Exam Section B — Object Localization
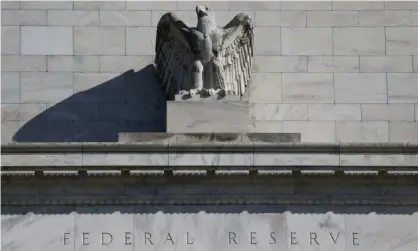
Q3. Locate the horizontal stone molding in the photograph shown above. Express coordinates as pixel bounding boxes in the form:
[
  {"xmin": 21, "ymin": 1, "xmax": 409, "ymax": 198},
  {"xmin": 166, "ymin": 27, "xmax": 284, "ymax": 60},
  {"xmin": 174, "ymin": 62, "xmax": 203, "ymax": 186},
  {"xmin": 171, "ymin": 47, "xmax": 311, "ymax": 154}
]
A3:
[
  {"xmin": 2, "ymin": 142, "xmax": 418, "ymax": 154},
  {"xmin": 1, "ymin": 134, "xmax": 418, "ymax": 175},
  {"xmin": 3, "ymin": 195, "xmax": 418, "ymax": 207}
]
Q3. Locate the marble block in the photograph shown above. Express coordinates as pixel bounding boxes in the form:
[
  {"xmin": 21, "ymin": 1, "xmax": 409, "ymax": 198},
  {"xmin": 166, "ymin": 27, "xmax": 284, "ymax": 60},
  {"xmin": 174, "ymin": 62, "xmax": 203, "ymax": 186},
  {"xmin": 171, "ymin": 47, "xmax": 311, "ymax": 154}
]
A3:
[
  {"xmin": 167, "ymin": 99, "xmax": 249, "ymax": 133},
  {"xmin": 253, "ymin": 153, "xmax": 339, "ymax": 166},
  {"xmin": 1, "ymin": 212, "xmax": 75, "ymax": 251},
  {"xmin": 168, "ymin": 153, "xmax": 253, "ymax": 166},
  {"xmin": 345, "ymin": 213, "xmax": 418, "ymax": 251},
  {"xmin": 3, "ymin": 210, "xmax": 418, "ymax": 251},
  {"xmin": 75, "ymin": 209, "xmax": 134, "ymax": 251},
  {"xmin": 117, "ymin": 133, "xmax": 301, "ymax": 143},
  {"xmin": 82, "ymin": 153, "xmax": 168, "ymax": 166},
  {"xmin": 286, "ymin": 212, "xmax": 346, "ymax": 251}
]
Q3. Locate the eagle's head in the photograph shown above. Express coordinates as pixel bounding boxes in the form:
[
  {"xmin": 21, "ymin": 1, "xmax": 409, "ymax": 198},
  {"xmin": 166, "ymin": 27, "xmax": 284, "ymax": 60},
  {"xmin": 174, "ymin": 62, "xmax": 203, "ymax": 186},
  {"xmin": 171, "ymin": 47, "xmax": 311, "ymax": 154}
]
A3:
[{"xmin": 196, "ymin": 5, "xmax": 213, "ymax": 18}]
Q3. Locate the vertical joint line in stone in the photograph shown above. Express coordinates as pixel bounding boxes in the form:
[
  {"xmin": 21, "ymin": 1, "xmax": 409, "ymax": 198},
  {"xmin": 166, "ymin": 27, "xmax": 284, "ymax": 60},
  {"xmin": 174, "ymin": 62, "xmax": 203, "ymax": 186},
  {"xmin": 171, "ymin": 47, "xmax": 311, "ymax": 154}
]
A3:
[
  {"xmin": 386, "ymin": 72, "xmax": 388, "ymax": 104},
  {"xmin": 280, "ymin": 27, "xmax": 283, "ymax": 56},
  {"xmin": 280, "ymin": 73, "xmax": 283, "ymax": 102},
  {"xmin": 18, "ymin": 71, "xmax": 22, "ymax": 103},
  {"xmin": 332, "ymin": 72, "xmax": 335, "ymax": 104},
  {"xmin": 19, "ymin": 25, "xmax": 23, "ymax": 56},
  {"xmin": 384, "ymin": 27, "xmax": 387, "ymax": 56},
  {"xmin": 98, "ymin": 54, "xmax": 102, "ymax": 72},
  {"xmin": 357, "ymin": 10, "xmax": 359, "ymax": 27},
  {"xmin": 343, "ymin": 210, "xmax": 349, "ymax": 251},
  {"xmin": 331, "ymin": 27, "xmax": 334, "ymax": 56},
  {"xmin": 360, "ymin": 104, "xmax": 363, "ymax": 121},
  {"xmin": 333, "ymin": 120, "xmax": 337, "ymax": 142},
  {"xmin": 46, "ymin": 9, "xmax": 49, "ymax": 25},
  {"xmin": 305, "ymin": 10, "xmax": 307, "ymax": 27},
  {"xmin": 387, "ymin": 121, "xmax": 391, "ymax": 143},
  {"xmin": 73, "ymin": 210, "xmax": 76, "ymax": 251},
  {"xmin": 72, "ymin": 26, "xmax": 75, "ymax": 55}
]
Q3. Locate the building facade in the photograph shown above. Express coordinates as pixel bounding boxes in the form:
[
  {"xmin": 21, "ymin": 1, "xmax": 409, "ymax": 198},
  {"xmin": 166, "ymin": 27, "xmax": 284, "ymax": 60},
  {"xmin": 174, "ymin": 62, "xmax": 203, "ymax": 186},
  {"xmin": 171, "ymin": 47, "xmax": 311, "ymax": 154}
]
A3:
[{"xmin": 1, "ymin": 1, "xmax": 418, "ymax": 251}]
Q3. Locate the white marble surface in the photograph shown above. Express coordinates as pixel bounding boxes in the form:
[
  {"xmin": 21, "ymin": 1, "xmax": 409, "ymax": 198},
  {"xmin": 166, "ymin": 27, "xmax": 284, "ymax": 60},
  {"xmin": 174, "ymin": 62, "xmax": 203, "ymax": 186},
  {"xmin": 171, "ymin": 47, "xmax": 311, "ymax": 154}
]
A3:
[
  {"xmin": 4, "ymin": 152, "xmax": 418, "ymax": 167},
  {"xmin": 340, "ymin": 154, "xmax": 418, "ymax": 166},
  {"xmin": 253, "ymin": 153, "xmax": 339, "ymax": 166},
  {"xmin": 1, "ymin": 154, "xmax": 82, "ymax": 166},
  {"xmin": 82, "ymin": 153, "xmax": 169, "ymax": 166},
  {"xmin": 167, "ymin": 101, "xmax": 249, "ymax": 133},
  {"xmin": 75, "ymin": 210, "xmax": 134, "ymax": 251},
  {"xmin": 286, "ymin": 212, "xmax": 346, "ymax": 251},
  {"xmin": 2, "ymin": 1, "xmax": 418, "ymax": 144},
  {"xmin": 345, "ymin": 213, "xmax": 418, "ymax": 251},
  {"xmin": 168, "ymin": 153, "xmax": 253, "ymax": 166},
  {"xmin": 3, "ymin": 210, "xmax": 418, "ymax": 251},
  {"xmin": 1, "ymin": 212, "xmax": 75, "ymax": 251}
]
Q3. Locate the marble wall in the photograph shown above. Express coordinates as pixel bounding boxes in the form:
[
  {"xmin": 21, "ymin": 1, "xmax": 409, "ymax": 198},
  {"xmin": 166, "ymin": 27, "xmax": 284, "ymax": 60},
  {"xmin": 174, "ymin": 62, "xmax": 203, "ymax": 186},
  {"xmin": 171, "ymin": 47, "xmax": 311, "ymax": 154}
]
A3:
[
  {"xmin": 3, "ymin": 173, "xmax": 418, "ymax": 251},
  {"xmin": 2, "ymin": 207, "xmax": 418, "ymax": 251},
  {"xmin": 1, "ymin": 1, "xmax": 418, "ymax": 143}
]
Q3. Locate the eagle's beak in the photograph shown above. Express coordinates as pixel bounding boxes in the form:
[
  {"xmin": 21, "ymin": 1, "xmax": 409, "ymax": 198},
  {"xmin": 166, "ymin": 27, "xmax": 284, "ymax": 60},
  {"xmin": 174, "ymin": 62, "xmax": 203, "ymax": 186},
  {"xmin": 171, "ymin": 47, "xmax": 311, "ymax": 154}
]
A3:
[{"xmin": 196, "ymin": 5, "xmax": 207, "ymax": 16}]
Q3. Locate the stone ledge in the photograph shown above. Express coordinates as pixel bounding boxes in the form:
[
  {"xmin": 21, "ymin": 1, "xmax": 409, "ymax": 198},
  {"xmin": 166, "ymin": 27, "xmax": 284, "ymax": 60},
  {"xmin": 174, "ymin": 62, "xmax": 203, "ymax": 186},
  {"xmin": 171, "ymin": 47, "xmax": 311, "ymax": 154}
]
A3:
[
  {"xmin": 2, "ymin": 133, "xmax": 418, "ymax": 173},
  {"xmin": 2, "ymin": 141, "xmax": 417, "ymax": 154},
  {"xmin": 3, "ymin": 195, "xmax": 418, "ymax": 207},
  {"xmin": 2, "ymin": 151, "xmax": 418, "ymax": 175}
]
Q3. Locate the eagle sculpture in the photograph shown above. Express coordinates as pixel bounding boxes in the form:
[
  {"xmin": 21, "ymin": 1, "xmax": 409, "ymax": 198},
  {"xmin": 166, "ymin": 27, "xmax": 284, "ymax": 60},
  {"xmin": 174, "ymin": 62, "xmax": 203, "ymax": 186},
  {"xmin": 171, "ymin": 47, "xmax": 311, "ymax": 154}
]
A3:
[{"xmin": 155, "ymin": 5, "xmax": 254, "ymax": 100}]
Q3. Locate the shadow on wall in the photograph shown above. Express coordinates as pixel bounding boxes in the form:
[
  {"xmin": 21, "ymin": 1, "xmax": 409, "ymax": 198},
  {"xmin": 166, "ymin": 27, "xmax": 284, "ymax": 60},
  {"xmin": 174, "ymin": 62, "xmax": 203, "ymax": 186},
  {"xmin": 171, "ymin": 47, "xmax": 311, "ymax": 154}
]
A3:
[{"xmin": 13, "ymin": 65, "xmax": 167, "ymax": 142}]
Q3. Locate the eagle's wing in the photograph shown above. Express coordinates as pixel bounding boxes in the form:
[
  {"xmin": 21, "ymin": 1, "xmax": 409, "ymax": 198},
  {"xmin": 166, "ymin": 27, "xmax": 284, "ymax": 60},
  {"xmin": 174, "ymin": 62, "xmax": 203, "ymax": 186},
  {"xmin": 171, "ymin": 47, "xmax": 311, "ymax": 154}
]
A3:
[
  {"xmin": 155, "ymin": 13, "xmax": 199, "ymax": 100},
  {"xmin": 217, "ymin": 13, "xmax": 254, "ymax": 96}
]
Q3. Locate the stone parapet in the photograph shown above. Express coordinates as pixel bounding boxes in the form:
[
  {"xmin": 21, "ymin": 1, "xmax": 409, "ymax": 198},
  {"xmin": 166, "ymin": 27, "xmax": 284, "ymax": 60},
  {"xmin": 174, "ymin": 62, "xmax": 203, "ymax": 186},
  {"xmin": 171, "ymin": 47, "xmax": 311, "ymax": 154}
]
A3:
[{"xmin": 2, "ymin": 133, "xmax": 418, "ymax": 175}]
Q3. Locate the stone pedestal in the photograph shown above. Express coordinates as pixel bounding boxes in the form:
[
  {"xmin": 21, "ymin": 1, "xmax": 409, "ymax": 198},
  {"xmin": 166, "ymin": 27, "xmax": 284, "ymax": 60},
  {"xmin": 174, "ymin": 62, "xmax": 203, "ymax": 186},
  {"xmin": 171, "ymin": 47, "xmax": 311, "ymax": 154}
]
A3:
[{"xmin": 167, "ymin": 94, "xmax": 249, "ymax": 133}]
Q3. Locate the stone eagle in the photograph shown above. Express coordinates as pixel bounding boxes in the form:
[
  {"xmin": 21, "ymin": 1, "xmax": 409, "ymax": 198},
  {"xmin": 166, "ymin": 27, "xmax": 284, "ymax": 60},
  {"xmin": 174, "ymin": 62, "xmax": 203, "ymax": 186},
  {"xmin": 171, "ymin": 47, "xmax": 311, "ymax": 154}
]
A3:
[{"xmin": 155, "ymin": 5, "xmax": 254, "ymax": 100}]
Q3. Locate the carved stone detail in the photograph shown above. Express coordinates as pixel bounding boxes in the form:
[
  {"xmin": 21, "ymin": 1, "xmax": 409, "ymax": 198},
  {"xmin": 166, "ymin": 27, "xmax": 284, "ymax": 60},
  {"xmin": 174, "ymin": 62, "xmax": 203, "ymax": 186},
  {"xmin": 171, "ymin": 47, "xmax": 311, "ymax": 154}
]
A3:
[{"xmin": 155, "ymin": 5, "xmax": 254, "ymax": 100}]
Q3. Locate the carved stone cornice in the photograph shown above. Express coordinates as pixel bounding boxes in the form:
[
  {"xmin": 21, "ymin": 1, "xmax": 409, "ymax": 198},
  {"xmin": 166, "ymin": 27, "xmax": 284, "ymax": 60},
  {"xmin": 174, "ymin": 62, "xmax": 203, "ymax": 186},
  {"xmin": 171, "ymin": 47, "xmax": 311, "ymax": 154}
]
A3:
[
  {"xmin": 2, "ymin": 195, "xmax": 418, "ymax": 207},
  {"xmin": 3, "ymin": 170, "xmax": 418, "ymax": 207},
  {"xmin": 2, "ymin": 134, "xmax": 418, "ymax": 176},
  {"xmin": 3, "ymin": 142, "xmax": 417, "ymax": 154}
]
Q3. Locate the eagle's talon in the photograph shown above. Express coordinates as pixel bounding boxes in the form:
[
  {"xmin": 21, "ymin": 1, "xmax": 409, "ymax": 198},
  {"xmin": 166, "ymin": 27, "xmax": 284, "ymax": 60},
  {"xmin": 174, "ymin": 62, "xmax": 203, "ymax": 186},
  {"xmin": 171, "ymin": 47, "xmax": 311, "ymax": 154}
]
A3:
[
  {"xmin": 189, "ymin": 89, "xmax": 199, "ymax": 96},
  {"xmin": 179, "ymin": 90, "xmax": 190, "ymax": 96},
  {"xmin": 208, "ymin": 88, "xmax": 221, "ymax": 96}
]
